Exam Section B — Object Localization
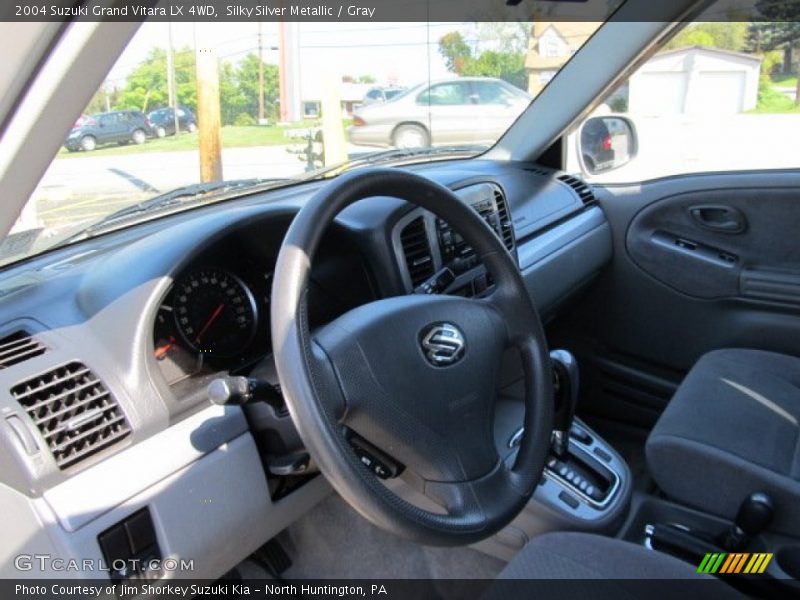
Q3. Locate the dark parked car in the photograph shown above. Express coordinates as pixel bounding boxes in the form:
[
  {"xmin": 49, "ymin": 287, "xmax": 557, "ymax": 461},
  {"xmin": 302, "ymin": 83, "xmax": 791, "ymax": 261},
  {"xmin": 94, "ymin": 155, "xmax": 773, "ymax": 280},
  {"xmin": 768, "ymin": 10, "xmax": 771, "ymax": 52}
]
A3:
[
  {"xmin": 64, "ymin": 110, "xmax": 151, "ymax": 152},
  {"xmin": 147, "ymin": 106, "xmax": 197, "ymax": 137}
]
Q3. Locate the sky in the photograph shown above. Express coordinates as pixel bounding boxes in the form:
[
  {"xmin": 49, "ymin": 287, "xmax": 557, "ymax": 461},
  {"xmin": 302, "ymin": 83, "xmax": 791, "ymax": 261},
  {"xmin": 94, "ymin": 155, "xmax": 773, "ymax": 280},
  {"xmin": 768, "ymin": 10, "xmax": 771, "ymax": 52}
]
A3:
[{"xmin": 106, "ymin": 21, "xmax": 473, "ymax": 94}]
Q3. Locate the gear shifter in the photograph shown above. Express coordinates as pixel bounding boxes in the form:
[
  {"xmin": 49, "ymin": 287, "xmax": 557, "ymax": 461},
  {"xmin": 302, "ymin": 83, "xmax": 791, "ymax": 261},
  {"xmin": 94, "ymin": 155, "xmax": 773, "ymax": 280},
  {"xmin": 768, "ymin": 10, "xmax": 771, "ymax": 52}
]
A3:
[
  {"xmin": 550, "ymin": 349, "xmax": 579, "ymax": 458},
  {"xmin": 722, "ymin": 492, "xmax": 774, "ymax": 551}
]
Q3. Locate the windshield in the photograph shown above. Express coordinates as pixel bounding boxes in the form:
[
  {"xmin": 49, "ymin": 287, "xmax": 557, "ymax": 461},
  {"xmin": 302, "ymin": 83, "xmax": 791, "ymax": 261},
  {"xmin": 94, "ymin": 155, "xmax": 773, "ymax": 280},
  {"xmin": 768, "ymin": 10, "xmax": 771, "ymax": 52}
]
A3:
[{"xmin": 2, "ymin": 18, "xmax": 604, "ymax": 267}]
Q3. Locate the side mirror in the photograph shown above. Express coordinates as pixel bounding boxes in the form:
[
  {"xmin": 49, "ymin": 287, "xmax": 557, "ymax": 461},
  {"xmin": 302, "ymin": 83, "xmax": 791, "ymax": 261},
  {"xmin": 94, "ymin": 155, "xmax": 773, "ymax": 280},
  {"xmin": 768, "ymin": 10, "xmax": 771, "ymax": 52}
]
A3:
[{"xmin": 577, "ymin": 116, "xmax": 637, "ymax": 175}]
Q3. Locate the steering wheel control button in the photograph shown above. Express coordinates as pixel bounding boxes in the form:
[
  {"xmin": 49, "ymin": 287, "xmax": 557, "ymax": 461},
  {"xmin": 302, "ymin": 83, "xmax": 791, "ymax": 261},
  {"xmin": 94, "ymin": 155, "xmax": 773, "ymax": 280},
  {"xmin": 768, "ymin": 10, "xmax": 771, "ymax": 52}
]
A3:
[
  {"xmin": 348, "ymin": 434, "xmax": 402, "ymax": 479},
  {"xmin": 419, "ymin": 322, "xmax": 466, "ymax": 366}
]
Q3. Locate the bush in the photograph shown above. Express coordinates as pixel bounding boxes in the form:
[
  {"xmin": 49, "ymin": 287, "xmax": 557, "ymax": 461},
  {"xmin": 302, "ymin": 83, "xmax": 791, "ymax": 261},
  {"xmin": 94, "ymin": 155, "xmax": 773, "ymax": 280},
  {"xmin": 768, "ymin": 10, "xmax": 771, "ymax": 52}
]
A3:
[
  {"xmin": 609, "ymin": 96, "xmax": 629, "ymax": 113},
  {"xmin": 233, "ymin": 112, "xmax": 256, "ymax": 126}
]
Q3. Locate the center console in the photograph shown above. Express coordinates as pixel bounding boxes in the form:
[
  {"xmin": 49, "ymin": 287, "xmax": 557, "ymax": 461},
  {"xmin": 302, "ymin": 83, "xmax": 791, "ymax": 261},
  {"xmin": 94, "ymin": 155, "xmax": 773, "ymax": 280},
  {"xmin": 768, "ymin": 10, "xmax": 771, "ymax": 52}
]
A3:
[{"xmin": 477, "ymin": 349, "xmax": 633, "ymax": 560}]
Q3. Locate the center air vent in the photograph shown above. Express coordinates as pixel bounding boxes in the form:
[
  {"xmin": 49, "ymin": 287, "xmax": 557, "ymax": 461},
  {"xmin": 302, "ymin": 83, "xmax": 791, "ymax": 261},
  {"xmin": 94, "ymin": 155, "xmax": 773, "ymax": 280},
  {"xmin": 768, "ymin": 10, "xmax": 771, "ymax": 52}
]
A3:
[
  {"xmin": 558, "ymin": 173, "xmax": 596, "ymax": 205},
  {"xmin": 0, "ymin": 331, "xmax": 47, "ymax": 369},
  {"xmin": 11, "ymin": 362, "xmax": 131, "ymax": 469},
  {"xmin": 493, "ymin": 188, "xmax": 515, "ymax": 251},
  {"xmin": 400, "ymin": 217, "xmax": 434, "ymax": 287}
]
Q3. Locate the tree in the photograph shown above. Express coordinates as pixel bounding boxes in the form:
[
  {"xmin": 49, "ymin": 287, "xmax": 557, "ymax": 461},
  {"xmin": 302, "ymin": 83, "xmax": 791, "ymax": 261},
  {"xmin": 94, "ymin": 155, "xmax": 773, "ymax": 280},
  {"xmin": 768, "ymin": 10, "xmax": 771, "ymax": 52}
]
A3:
[
  {"xmin": 232, "ymin": 53, "xmax": 279, "ymax": 122},
  {"xmin": 115, "ymin": 47, "xmax": 197, "ymax": 113},
  {"xmin": 439, "ymin": 30, "xmax": 528, "ymax": 90},
  {"xmin": 357, "ymin": 74, "xmax": 376, "ymax": 84},
  {"xmin": 747, "ymin": 5, "xmax": 800, "ymax": 105},
  {"xmin": 439, "ymin": 31, "xmax": 473, "ymax": 75},
  {"xmin": 461, "ymin": 51, "xmax": 527, "ymax": 90},
  {"xmin": 665, "ymin": 22, "xmax": 748, "ymax": 52}
]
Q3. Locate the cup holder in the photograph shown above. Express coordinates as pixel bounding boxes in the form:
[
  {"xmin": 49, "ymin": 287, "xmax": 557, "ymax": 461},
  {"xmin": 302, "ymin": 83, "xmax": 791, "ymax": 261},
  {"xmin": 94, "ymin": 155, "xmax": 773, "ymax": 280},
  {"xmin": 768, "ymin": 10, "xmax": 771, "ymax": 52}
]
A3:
[{"xmin": 776, "ymin": 546, "xmax": 800, "ymax": 579}]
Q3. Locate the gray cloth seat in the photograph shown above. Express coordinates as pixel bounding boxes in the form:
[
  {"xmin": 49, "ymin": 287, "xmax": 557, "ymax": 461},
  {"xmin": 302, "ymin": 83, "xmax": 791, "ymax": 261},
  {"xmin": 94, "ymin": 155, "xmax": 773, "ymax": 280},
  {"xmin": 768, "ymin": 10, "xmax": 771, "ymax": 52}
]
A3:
[
  {"xmin": 647, "ymin": 348, "xmax": 800, "ymax": 536},
  {"xmin": 492, "ymin": 531, "xmax": 743, "ymax": 599}
]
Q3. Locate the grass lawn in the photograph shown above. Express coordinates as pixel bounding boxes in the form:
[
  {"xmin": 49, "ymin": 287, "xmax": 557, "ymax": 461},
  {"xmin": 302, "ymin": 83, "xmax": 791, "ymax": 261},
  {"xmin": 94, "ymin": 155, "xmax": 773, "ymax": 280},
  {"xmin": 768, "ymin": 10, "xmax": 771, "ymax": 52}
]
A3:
[
  {"xmin": 57, "ymin": 122, "xmax": 351, "ymax": 157},
  {"xmin": 751, "ymin": 86, "xmax": 800, "ymax": 113},
  {"xmin": 771, "ymin": 73, "xmax": 798, "ymax": 89}
]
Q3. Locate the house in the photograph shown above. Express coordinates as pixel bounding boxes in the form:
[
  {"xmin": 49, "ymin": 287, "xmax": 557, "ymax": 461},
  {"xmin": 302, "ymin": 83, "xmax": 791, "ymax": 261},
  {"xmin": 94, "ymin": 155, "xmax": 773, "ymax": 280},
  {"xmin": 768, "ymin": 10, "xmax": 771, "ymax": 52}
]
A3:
[
  {"xmin": 525, "ymin": 22, "xmax": 600, "ymax": 96},
  {"xmin": 628, "ymin": 46, "xmax": 762, "ymax": 115}
]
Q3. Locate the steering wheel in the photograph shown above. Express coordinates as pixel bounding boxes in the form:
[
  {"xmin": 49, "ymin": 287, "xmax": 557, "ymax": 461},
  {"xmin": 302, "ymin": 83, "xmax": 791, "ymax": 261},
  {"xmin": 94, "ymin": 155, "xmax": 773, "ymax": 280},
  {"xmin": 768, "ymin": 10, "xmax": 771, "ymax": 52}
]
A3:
[{"xmin": 271, "ymin": 168, "xmax": 553, "ymax": 546}]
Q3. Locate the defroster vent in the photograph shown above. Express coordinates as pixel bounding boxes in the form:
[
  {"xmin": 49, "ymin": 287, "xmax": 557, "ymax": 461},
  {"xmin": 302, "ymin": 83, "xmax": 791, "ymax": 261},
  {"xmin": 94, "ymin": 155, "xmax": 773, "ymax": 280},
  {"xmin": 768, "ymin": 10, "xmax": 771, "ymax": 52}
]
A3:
[
  {"xmin": 11, "ymin": 362, "xmax": 131, "ymax": 469},
  {"xmin": 0, "ymin": 331, "xmax": 47, "ymax": 369}
]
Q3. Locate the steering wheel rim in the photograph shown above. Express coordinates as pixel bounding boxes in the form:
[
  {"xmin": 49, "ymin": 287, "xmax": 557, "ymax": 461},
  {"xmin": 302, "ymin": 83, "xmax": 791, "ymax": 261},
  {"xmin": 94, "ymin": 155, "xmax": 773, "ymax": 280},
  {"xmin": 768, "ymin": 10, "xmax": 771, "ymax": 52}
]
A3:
[{"xmin": 271, "ymin": 168, "xmax": 553, "ymax": 546}]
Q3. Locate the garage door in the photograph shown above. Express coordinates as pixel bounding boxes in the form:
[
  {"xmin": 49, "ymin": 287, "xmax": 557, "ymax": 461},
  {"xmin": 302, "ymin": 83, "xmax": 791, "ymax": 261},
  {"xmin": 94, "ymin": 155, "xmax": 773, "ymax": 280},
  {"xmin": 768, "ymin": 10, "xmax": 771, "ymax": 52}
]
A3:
[
  {"xmin": 630, "ymin": 72, "xmax": 689, "ymax": 115},
  {"xmin": 694, "ymin": 71, "xmax": 746, "ymax": 114}
]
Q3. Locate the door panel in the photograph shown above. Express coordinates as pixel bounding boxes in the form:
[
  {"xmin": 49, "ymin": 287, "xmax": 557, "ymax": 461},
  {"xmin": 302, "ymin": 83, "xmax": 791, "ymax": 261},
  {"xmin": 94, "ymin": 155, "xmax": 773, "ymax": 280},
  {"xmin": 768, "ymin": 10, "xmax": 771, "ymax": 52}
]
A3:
[{"xmin": 549, "ymin": 171, "xmax": 800, "ymax": 428}]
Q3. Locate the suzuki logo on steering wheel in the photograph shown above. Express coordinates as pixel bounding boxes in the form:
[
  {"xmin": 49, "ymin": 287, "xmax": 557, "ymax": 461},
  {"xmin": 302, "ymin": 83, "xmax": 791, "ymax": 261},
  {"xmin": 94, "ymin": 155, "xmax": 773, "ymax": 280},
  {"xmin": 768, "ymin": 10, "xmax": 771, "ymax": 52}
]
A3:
[{"xmin": 420, "ymin": 323, "xmax": 466, "ymax": 366}]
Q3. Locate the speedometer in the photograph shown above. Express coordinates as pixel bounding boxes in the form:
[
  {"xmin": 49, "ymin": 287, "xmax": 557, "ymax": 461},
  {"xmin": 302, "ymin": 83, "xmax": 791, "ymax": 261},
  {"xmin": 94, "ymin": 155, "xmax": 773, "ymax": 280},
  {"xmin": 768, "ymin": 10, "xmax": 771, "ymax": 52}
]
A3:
[{"xmin": 173, "ymin": 268, "xmax": 258, "ymax": 358}]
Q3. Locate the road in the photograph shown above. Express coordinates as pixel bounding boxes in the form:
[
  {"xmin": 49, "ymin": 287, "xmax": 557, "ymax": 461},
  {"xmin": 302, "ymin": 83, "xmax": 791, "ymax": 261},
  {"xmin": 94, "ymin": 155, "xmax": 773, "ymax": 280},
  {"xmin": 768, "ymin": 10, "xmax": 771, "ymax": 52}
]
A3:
[{"xmin": 23, "ymin": 113, "xmax": 800, "ymax": 228}]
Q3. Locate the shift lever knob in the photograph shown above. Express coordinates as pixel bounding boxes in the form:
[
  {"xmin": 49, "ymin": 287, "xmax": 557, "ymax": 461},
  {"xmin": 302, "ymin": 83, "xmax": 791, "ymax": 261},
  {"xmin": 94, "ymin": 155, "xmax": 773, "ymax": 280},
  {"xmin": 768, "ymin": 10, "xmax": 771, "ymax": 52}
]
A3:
[
  {"xmin": 550, "ymin": 349, "xmax": 579, "ymax": 457},
  {"xmin": 723, "ymin": 492, "xmax": 774, "ymax": 551}
]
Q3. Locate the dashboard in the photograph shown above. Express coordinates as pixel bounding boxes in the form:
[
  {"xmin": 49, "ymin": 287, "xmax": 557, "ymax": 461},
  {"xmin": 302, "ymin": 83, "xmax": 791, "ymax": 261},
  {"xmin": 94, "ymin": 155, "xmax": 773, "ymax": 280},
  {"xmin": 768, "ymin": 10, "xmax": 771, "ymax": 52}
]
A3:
[
  {"xmin": 150, "ymin": 217, "xmax": 375, "ymax": 396},
  {"xmin": 0, "ymin": 158, "xmax": 612, "ymax": 579}
]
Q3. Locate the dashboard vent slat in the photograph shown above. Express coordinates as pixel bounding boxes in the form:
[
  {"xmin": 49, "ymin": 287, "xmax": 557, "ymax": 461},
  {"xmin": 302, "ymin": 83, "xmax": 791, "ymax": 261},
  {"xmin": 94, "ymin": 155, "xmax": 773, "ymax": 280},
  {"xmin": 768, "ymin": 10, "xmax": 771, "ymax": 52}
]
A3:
[
  {"xmin": 557, "ymin": 174, "xmax": 597, "ymax": 206},
  {"xmin": 493, "ymin": 188, "xmax": 515, "ymax": 252},
  {"xmin": 10, "ymin": 362, "xmax": 131, "ymax": 470},
  {"xmin": 400, "ymin": 217, "xmax": 434, "ymax": 287},
  {"xmin": 0, "ymin": 331, "xmax": 47, "ymax": 369}
]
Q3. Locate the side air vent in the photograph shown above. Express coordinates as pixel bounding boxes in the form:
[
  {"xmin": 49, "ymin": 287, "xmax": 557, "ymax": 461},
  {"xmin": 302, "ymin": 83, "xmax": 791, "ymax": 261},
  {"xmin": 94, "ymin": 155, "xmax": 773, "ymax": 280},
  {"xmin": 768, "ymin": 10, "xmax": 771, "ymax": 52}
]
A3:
[
  {"xmin": 11, "ymin": 362, "xmax": 131, "ymax": 469},
  {"xmin": 0, "ymin": 331, "xmax": 47, "ymax": 369},
  {"xmin": 493, "ymin": 188, "xmax": 515, "ymax": 251},
  {"xmin": 400, "ymin": 217, "xmax": 434, "ymax": 287},
  {"xmin": 557, "ymin": 173, "xmax": 596, "ymax": 205}
]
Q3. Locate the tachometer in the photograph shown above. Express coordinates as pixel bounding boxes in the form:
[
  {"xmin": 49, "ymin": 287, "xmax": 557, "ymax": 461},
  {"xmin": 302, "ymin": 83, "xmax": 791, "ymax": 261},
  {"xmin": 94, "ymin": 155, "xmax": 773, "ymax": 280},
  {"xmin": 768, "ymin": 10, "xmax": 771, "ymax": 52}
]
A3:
[{"xmin": 173, "ymin": 268, "xmax": 258, "ymax": 358}]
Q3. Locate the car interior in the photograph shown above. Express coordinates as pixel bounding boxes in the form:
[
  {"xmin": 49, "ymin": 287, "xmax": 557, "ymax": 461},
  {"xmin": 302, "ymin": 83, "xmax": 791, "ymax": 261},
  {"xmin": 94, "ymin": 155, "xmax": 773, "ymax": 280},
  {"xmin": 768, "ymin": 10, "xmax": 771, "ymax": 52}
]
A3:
[{"xmin": 1, "ymin": 0, "xmax": 800, "ymax": 598}]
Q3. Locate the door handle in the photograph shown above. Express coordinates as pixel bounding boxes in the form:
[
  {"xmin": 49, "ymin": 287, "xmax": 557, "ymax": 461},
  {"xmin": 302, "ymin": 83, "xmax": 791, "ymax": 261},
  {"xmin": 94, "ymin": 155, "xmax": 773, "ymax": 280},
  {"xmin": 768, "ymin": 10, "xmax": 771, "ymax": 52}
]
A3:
[{"xmin": 689, "ymin": 205, "xmax": 746, "ymax": 233}]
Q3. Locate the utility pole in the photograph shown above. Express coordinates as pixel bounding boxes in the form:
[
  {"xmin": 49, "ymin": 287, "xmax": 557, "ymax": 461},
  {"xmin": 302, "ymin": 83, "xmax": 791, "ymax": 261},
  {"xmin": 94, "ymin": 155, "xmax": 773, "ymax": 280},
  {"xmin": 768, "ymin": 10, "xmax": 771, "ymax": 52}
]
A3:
[
  {"xmin": 195, "ymin": 39, "xmax": 223, "ymax": 182},
  {"xmin": 167, "ymin": 22, "xmax": 180, "ymax": 135},
  {"xmin": 258, "ymin": 22, "xmax": 265, "ymax": 124}
]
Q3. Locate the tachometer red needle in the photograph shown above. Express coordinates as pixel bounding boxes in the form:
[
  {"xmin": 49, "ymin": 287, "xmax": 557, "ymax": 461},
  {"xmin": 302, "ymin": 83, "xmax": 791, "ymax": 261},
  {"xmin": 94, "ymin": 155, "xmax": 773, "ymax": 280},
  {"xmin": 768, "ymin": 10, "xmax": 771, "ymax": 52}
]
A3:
[
  {"xmin": 154, "ymin": 336, "xmax": 176, "ymax": 360},
  {"xmin": 195, "ymin": 303, "xmax": 225, "ymax": 343}
]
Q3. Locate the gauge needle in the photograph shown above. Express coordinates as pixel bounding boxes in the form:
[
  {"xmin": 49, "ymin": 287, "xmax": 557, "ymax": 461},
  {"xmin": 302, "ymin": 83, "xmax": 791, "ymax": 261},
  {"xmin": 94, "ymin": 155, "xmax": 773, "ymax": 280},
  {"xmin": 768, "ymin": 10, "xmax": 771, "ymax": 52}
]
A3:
[
  {"xmin": 195, "ymin": 303, "xmax": 225, "ymax": 344},
  {"xmin": 154, "ymin": 336, "xmax": 176, "ymax": 360}
]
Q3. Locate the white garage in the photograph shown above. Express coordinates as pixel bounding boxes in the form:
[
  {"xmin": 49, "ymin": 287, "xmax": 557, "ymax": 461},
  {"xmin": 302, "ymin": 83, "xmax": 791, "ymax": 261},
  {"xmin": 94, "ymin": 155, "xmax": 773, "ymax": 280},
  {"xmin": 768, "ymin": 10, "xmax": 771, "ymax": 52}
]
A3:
[{"xmin": 628, "ymin": 46, "xmax": 761, "ymax": 115}]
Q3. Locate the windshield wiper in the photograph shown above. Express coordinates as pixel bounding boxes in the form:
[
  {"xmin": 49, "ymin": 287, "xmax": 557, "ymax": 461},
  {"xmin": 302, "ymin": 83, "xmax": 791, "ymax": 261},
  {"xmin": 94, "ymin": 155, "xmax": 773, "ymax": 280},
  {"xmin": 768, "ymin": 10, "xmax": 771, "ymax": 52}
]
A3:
[{"xmin": 65, "ymin": 177, "xmax": 288, "ymax": 242}]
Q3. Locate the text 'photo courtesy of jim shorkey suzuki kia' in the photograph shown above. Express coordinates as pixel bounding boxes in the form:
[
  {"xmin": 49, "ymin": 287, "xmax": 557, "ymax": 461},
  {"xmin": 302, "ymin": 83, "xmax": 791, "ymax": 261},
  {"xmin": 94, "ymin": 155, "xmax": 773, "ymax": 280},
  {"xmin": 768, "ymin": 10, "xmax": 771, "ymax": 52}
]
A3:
[{"xmin": 2, "ymin": 0, "xmax": 800, "ymax": 599}]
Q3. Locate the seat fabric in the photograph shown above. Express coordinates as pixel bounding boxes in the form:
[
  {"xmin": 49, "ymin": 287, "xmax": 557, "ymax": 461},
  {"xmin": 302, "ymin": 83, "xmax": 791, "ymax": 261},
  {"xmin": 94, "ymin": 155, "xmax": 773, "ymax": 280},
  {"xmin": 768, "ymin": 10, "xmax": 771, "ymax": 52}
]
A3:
[
  {"xmin": 491, "ymin": 531, "xmax": 743, "ymax": 600},
  {"xmin": 646, "ymin": 348, "xmax": 800, "ymax": 535}
]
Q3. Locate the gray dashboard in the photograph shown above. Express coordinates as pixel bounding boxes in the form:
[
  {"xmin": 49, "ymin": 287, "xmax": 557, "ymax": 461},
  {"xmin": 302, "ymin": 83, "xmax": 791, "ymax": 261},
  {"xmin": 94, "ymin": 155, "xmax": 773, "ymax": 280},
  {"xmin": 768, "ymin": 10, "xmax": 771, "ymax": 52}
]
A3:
[{"xmin": 0, "ymin": 158, "xmax": 611, "ymax": 578}]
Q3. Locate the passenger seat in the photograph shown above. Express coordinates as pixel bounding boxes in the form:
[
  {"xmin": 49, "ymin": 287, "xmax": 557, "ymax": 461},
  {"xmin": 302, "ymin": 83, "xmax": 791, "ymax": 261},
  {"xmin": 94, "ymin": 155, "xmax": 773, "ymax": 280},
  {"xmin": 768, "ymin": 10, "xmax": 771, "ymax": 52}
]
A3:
[{"xmin": 646, "ymin": 348, "xmax": 800, "ymax": 536}]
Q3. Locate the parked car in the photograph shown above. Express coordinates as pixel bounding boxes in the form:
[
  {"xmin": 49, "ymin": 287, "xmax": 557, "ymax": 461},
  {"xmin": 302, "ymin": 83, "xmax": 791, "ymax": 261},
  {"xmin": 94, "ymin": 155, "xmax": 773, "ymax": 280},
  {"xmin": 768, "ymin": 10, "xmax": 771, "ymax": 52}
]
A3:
[
  {"xmin": 361, "ymin": 86, "xmax": 406, "ymax": 106},
  {"xmin": 348, "ymin": 77, "xmax": 532, "ymax": 148},
  {"xmin": 580, "ymin": 117, "xmax": 615, "ymax": 172},
  {"xmin": 147, "ymin": 106, "xmax": 198, "ymax": 137},
  {"xmin": 64, "ymin": 110, "xmax": 152, "ymax": 152}
]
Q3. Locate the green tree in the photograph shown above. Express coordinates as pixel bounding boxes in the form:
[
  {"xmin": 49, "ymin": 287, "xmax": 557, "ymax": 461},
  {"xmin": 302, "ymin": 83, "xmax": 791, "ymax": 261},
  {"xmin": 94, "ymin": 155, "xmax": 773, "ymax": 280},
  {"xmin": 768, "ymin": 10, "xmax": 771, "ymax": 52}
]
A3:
[
  {"xmin": 439, "ymin": 31, "xmax": 473, "ymax": 75},
  {"xmin": 357, "ymin": 74, "xmax": 376, "ymax": 84},
  {"xmin": 665, "ymin": 22, "xmax": 748, "ymax": 51},
  {"xmin": 461, "ymin": 51, "xmax": 527, "ymax": 90},
  {"xmin": 233, "ymin": 53, "xmax": 279, "ymax": 122},
  {"xmin": 747, "ymin": 5, "xmax": 800, "ymax": 105},
  {"xmin": 115, "ymin": 47, "xmax": 197, "ymax": 113}
]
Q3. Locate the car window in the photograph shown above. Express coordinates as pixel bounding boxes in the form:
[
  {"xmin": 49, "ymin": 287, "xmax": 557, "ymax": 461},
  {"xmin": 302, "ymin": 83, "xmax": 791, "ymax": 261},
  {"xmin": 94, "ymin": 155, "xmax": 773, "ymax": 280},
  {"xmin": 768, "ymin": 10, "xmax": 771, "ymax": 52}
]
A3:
[
  {"xmin": 473, "ymin": 81, "xmax": 517, "ymax": 105},
  {"xmin": 569, "ymin": 0, "xmax": 800, "ymax": 183},
  {"xmin": 418, "ymin": 82, "xmax": 470, "ymax": 105}
]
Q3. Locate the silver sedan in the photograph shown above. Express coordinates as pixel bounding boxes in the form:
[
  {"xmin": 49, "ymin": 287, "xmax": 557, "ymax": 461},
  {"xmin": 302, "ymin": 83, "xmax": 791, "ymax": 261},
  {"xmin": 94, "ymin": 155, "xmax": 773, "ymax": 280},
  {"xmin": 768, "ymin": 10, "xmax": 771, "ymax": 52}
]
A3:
[{"xmin": 347, "ymin": 77, "xmax": 532, "ymax": 148}]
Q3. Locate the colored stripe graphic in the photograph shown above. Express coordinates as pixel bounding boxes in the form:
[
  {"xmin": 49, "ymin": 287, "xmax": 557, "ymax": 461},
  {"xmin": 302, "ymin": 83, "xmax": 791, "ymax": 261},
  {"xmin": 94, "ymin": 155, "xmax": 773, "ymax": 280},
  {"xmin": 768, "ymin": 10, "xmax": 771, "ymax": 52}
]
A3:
[{"xmin": 698, "ymin": 553, "xmax": 773, "ymax": 574}]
